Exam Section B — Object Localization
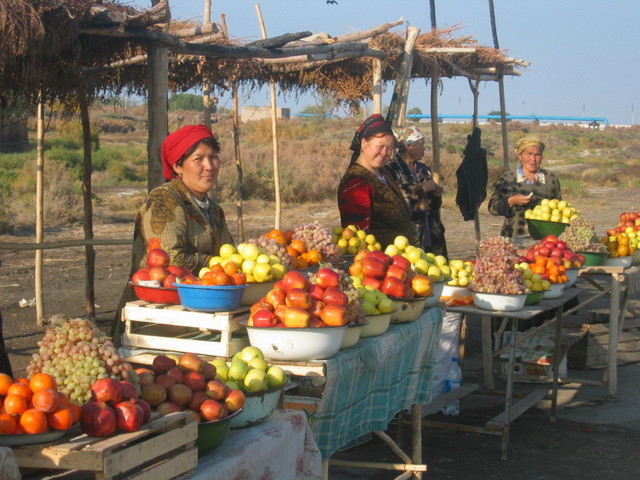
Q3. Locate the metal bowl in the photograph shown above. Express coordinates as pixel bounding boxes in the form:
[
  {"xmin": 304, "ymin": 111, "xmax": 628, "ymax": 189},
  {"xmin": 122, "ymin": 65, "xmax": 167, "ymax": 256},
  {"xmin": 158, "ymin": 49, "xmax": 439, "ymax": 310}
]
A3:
[
  {"xmin": 360, "ymin": 313, "xmax": 392, "ymax": 337},
  {"xmin": 525, "ymin": 291, "xmax": 544, "ymax": 305},
  {"xmin": 526, "ymin": 218, "xmax": 568, "ymax": 240},
  {"xmin": 340, "ymin": 324, "xmax": 362, "ymax": 349},
  {"xmin": 423, "ymin": 281, "xmax": 445, "ymax": 306},
  {"xmin": 389, "ymin": 297, "xmax": 426, "ymax": 323},
  {"xmin": 230, "ymin": 385, "xmax": 284, "ymax": 429},
  {"xmin": 174, "ymin": 283, "xmax": 248, "ymax": 312},
  {"xmin": 471, "ymin": 291, "xmax": 527, "ymax": 312},
  {"xmin": 604, "ymin": 256, "xmax": 632, "ymax": 267},
  {"xmin": 240, "ymin": 320, "xmax": 346, "ymax": 361},
  {"xmin": 565, "ymin": 268, "xmax": 580, "ymax": 287},
  {"xmin": 441, "ymin": 284, "xmax": 471, "ymax": 299},
  {"xmin": 543, "ymin": 282, "xmax": 564, "ymax": 299},
  {"xmin": 240, "ymin": 281, "xmax": 275, "ymax": 306},
  {"xmin": 196, "ymin": 408, "xmax": 243, "ymax": 457}
]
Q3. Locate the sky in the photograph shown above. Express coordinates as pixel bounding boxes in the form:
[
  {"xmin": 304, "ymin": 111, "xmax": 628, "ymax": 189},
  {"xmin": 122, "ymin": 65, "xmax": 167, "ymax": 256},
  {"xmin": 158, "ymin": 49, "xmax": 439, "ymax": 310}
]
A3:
[{"xmin": 129, "ymin": 1, "xmax": 640, "ymax": 126}]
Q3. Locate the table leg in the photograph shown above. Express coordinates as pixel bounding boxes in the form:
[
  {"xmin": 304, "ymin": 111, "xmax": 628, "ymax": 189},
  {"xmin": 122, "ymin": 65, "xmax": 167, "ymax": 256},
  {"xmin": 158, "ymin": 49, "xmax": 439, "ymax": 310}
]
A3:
[
  {"xmin": 500, "ymin": 318, "xmax": 518, "ymax": 461},
  {"xmin": 412, "ymin": 404, "xmax": 423, "ymax": 479},
  {"xmin": 551, "ymin": 306, "xmax": 563, "ymax": 422},
  {"xmin": 322, "ymin": 459, "xmax": 329, "ymax": 480},
  {"xmin": 607, "ymin": 275, "xmax": 621, "ymax": 398},
  {"xmin": 481, "ymin": 315, "xmax": 495, "ymax": 390}
]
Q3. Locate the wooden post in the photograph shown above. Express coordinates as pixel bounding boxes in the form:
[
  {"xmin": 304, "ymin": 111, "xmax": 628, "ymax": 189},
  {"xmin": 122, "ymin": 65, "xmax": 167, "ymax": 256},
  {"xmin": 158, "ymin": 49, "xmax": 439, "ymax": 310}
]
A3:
[
  {"xmin": 232, "ymin": 83, "xmax": 245, "ymax": 241},
  {"xmin": 430, "ymin": 77, "xmax": 441, "ymax": 174},
  {"xmin": 35, "ymin": 100, "xmax": 45, "ymax": 325},
  {"xmin": 255, "ymin": 3, "xmax": 281, "ymax": 229},
  {"xmin": 372, "ymin": 58, "xmax": 382, "ymax": 115},
  {"xmin": 387, "ymin": 26, "xmax": 420, "ymax": 128},
  {"xmin": 202, "ymin": 0, "xmax": 212, "ymax": 128},
  {"xmin": 488, "ymin": 0, "xmax": 510, "ymax": 171},
  {"xmin": 79, "ymin": 96, "xmax": 96, "ymax": 319}
]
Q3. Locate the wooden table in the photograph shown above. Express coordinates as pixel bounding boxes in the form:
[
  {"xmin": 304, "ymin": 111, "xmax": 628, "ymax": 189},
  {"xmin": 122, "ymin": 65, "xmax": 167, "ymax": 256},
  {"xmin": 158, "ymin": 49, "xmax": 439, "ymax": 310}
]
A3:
[
  {"xmin": 578, "ymin": 265, "xmax": 640, "ymax": 396},
  {"xmin": 442, "ymin": 288, "xmax": 581, "ymax": 460}
]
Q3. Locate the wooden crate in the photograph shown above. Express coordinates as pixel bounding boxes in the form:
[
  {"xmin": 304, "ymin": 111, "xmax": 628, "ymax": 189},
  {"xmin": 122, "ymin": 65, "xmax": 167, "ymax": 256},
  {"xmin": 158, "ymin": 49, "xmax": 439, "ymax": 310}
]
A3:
[
  {"xmin": 12, "ymin": 412, "xmax": 197, "ymax": 480},
  {"xmin": 568, "ymin": 318, "xmax": 640, "ymax": 369},
  {"xmin": 120, "ymin": 300, "xmax": 250, "ymax": 359}
]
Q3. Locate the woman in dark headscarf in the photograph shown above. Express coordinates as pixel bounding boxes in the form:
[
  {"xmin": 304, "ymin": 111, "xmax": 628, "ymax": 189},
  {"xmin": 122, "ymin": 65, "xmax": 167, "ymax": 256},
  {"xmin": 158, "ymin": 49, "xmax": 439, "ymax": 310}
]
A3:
[
  {"xmin": 388, "ymin": 125, "xmax": 448, "ymax": 258},
  {"xmin": 130, "ymin": 124, "xmax": 234, "ymax": 276},
  {"xmin": 337, "ymin": 115, "xmax": 418, "ymax": 249}
]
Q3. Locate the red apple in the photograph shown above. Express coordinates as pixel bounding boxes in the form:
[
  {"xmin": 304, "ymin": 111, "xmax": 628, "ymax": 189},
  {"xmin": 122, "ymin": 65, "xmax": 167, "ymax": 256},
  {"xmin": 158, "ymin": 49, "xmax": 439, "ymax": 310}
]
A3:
[
  {"xmin": 322, "ymin": 286, "xmax": 348, "ymax": 307},
  {"xmin": 224, "ymin": 389, "xmax": 245, "ymax": 413},
  {"xmin": 308, "ymin": 317, "xmax": 328, "ymax": 328},
  {"xmin": 310, "ymin": 299, "xmax": 326, "ymax": 317},
  {"xmin": 148, "ymin": 266, "xmax": 168, "ymax": 283},
  {"xmin": 386, "ymin": 264, "xmax": 408, "ymax": 281},
  {"xmin": 536, "ymin": 246, "xmax": 551, "ymax": 257},
  {"xmin": 252, "ymin": 308, "xmax": 277, "ymax": 327},
  {"xmin": 250, "ymin": 298, "xmax": 274, "ymax": 317},
  {"xmin": 556, "ymin": 240, "xmax": 568, "ymax": 250},
  {"xmin": 147, "ymin": 248, "xmax": 170, "ymax": 268},
  {"xmin": 188, "ymin": 391, "xmax": 209, "ymax": 411},
  {"xmin": 152, "ymin": 355, "xmax": 177, "ymax": 375},
  {"xmin": 205, "ymin": 380, "xmax": 229, "ymax": 401},
  {"xmin": 265, "ymin": 287, "xmax": 286, "ymax": 308},
  {"xmin": 362, "ymin": 276, "xmax": 382, "ymax": 290},
  {"xmin": 361, "ymin": 256, "xmax": 388, "ymax": 279},
  {"xmin": 308, "ymin": 284, "xmax": 326, "ymax": 301},
  {"xmin": 368, "ymin": 250, "xmax": 392, "ymax": 266},
  {"xmin": 131, "ymin": 268, "xmax": 150, "ymax": 285},
  {"xmin": 380, "ymin": 276, "xmax": 407, "ymax": 298},
  {"xmin": 280, "ymin": 270, "xmax": 309, "ymax": 292},
  {"xmin": 282, "ymin": 306, "xmax": 311, "ymax": 328},
  {"xmin": 320, "ymin": 304, "xmax": 347, "ymax": 326},
  {"xmin": 550, "ymin": 248, "xmax": 563, "ymax": 258},
  {"xmin": 315, "ymin": 268, "xmax": 341, "ymax": 288},
  {"xmin": 285, "ymin": 288, "xmax": 313, "ymax": 309},
  {"xmin": 162, "ymin": 273, "xmax": 178, "ymax": 288},
  {"xmin": 199, "ymin": 399, "xmax": 228, "ymax": 421},
  {"xmin": 391, "ymin": 255, "xmax": 412, "ymax": 271},
  {"xmin": 183, "ymin": 371, "xmax": 206, "ymax": 392}
]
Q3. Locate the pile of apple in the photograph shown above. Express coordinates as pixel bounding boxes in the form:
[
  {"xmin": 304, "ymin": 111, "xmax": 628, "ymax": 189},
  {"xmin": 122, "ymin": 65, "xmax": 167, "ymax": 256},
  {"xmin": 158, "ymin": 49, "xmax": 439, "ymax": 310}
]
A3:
[
  {"xmin": 445, "ymin": 259, "xmax": 475, "ymax": 287},
  {"xmin": 136, "ymin": 353, "xmax": 245, "ymax": 425},
  {"xmin": 524, "ymin": 198, "xmax": 579, "ymax": 224},
  {"xmin": 352, "ymin": 285, "xmax": 395, "ymax": 316},
  {"xmin": 131, "ymin": 247, "xmax": 197, "ymax": 289},
  {"xmin": 210, "ymin": 346, "xmax": 287, "ymax": 394},
  {"xmin": 81, "ymin": 378, "xmax": 151, "ymax": 437},
  {"xmin": 517, "ymin": 235, "xmax": 586, "ymax": 284},
  {"xmin": 602, "ymin": 212, "xmax": 640, "ymax": 258},
  {"xmin": 203, "ymin": 243, "xmax": 288, "ymax": 283},
  {"xmin": 332, "ymin": 225, "xmax": 382, "ymax": 255},
  {"xmin": 348, "ymin": 249, "xmax": 433, "ymax": 299},
  {"xmin": 382, "ymin": 235, "xmax": 450, "ymax": 283},
  {"xmin": 247, "ymin": 269, "xmax": 354, "ymax": 328}
]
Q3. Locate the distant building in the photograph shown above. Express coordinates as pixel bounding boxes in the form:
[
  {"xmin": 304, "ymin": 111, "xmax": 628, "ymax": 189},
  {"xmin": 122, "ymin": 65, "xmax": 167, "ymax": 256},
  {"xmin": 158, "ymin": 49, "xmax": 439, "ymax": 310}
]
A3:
[{"xmin": 241, "ymin": 107, "xmax": 290, "ymax": 123}]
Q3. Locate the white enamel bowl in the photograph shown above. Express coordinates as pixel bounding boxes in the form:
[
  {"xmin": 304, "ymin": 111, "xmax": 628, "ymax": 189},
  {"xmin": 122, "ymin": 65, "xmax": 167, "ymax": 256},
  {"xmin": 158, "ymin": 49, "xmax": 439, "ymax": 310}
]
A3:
[
  {"xmin": 360, "ymin": 313, "xmax": 392, "ymax": 337},
  {"xmin": 604, "ymin": 256, "xmax": 632, "ymax": 268},
  {"xmin": 543, "ymin": 282, "xmax": 565, "ymax": 299},
  {"xmin": 471, "ymin": 292, "xmax": 527, "ymax": 312}
]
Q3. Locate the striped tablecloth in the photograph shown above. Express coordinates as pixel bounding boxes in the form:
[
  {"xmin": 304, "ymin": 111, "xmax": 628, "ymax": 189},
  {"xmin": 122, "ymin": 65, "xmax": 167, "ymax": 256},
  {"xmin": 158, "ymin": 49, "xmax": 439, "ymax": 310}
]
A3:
[{"xmin": 312, "ymin": 306, "xmax": 443, "ymax": 459}]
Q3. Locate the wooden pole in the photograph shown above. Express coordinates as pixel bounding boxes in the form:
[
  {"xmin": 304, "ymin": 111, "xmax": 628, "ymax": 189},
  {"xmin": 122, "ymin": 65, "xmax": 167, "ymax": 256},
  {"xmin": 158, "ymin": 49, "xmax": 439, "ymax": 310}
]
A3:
[
  {"xmin": 387, "ymin": 26, "xmax": 420, "ymax": 127},
  {"xmin": 232, "ymin": 83, "xmax": 245, "ymax": 242},
  {"xmin": 202, "ymin": 0, "xmax": 212, "ymax": 128},
  {"xmin": 255, "ymin": 3, "xmax": 281, "ymax": 230},
  {"xmin": 79, "ymin": 96, "xmax": 96, "ymax": 319},
  {"xmin": 35, "ymin": 100, "xmax": 45, "ymax": 325},
  {"xmin": 372, "ymin": 58, "xmax": 382, "ymax": 115},
  {"xmin": 429, "ymin": 3, "xmax": 441, "ymax": 174},
  {"xmin": 489, "ymin": 0, "xmax": 510, "ymax": 172}
]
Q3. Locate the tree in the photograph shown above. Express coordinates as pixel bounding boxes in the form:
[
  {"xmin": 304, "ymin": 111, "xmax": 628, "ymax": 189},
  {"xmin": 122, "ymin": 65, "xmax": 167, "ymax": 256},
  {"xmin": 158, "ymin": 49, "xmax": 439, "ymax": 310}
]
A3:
[
  {"xmin": 488, "ymin": 110, "xmax": 511, "ymax": 122},
  {"xmin": 407, "ymin": 107, "xmax": 423, "ymax": 115}
]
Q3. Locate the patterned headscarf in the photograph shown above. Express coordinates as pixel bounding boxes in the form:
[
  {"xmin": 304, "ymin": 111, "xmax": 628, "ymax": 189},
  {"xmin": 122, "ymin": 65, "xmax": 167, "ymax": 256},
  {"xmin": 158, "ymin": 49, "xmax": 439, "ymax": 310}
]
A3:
[
  {"xmin": 394, "ymin": 125, "xmax": 425, "ymax": 147},
  {"xmin": 161, "ymin": 125, "xmax": 216, "ymax": 180},
  {"xmin": 515, "ymin": 135, "xmax": 545, "ymax": 155},
  {"xmin": 349, "ymin": 114, "xmax": 394, "ymax": 153}
]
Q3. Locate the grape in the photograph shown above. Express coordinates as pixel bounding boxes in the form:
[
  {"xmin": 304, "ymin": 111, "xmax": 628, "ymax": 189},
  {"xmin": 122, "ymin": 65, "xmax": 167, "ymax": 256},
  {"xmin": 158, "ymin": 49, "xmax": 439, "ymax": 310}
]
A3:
[
  {"xmin": 27, "ymin": 316, "xmax": 133, "ymax": 402},
  {"xmin": 470, "ymin": 237, "xmax": 529, "ymax": 295},
  {"xmin": 559, "ymin": 216, "xmax": 607, "ymax": 253},
  {"xmin": 291, "ymin": 221, "xmax": 341, "ymax": 264},
  {"xmin": 247, "ymin": 236, "xmax": 293, "ymax": 269}
]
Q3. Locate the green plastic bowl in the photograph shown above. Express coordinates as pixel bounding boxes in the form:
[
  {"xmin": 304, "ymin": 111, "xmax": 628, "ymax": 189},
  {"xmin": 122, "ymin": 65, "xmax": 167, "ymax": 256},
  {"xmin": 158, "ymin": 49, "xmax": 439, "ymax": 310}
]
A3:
[
  {"xmin": 526, "ymin": 218, "xmax": 568, "ymax": 240},
  {"xmin": 577, "ymin": 251, "xmax": 607, "ymax": 266},
  {"xmin": 196, "ymin": 408, "xmax": 243, "ymax": 457},
  {"xmin": 525, "ymin": 291, "xmax": 544, "ymax": 305}
]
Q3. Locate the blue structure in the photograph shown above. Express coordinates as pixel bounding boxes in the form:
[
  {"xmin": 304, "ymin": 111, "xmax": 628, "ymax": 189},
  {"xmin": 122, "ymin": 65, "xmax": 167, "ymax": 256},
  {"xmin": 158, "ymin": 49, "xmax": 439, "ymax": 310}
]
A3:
[{"xmin": 406, "ymin": 113, "xmax": 609, "ymax": 126}]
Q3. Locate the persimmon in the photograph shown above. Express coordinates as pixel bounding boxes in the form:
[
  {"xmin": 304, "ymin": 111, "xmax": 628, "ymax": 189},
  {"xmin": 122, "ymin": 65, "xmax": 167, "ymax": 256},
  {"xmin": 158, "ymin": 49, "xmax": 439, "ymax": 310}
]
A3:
[
  {"xmin": 0, "ymin": 413, "xmax": 17, "ymax": 435},
  {"xmin": 305, "ymin": 249, "xmax": 322, "ymax": 265},
  {"xmin": 7, "ymin": 383, "xmax": 32, "ymax": 402},
  {"xmin": 284, "ymin": 230, "xmax": 294, "ymax": 244},
  {"xmin": 56, "ymin": 391, "xmax": 70, "ymax": 407},
  {"xmin": 32, "ymin": 388, "xmax": 59, "ymax": 413},
  {"xmin": 30, "ymin": 373, "xmax": 57, "ymax": 393},
  {"xmin": 209, "ymin": 263, "xmax": 225, "ymax": 273},
  {"xmin": 266, "ymin": 229, "xmax": 286, "ymax": 245},
  {"xmin": 68, "ymin": 403, "xmax": 82, "ymax": 424},
  {"xmin": 286, "ymin": 246, "xmax": 298, "ymax": 258},
  {"xmin": 222, "ymin": 261, "xmax": 239, "ymax": 276},
  {"xmin": 20, "ymin": 408, "xmax": 49, "ymax": 434},
  {"xmin": 47, "ymin": 406, "xmax": 74, "ymax": 431},
  {"xmin": 0, "ymin": 373, "xmax": 11, "ymax": 396},
  {"xmin": 4, "ymin": 394, "xmax": 28, "ymax": 415},
  {"xmin": 14, "ymin": 377, "xmax": 30, "ymax": 387},
  {"xmin": 296, "ymin": 256, "xmax": 309, "ymax": 269},
  {"xmin": 290, "ymin": 239, "xmax": 306, "ymax": 255}
]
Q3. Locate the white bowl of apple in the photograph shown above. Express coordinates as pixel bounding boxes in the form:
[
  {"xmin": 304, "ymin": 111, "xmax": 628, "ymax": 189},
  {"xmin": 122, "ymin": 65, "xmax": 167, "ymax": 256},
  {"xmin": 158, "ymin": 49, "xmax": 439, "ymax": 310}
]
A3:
[
  {"xmin": 388, "ymin": 297, "xmax": 426, "ymax": 323},
  {"xmin": 360, "ymin": 312, "xmax": 392, "ymax": 337},
  {"xmin": 471, "ymin": 291, "xmax": 527, "ymax": 312}
]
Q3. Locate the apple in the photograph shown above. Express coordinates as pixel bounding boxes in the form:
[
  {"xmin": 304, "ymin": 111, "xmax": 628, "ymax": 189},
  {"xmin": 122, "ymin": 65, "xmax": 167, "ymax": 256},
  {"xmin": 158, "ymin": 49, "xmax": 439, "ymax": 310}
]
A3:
[
  {"xmin": 386, "ymin": 264, "xmax": 408, "ymax": 281},
  {"xmin": 377, "ymin": 297, "xmax": 395, "ymax": 314},
  {"xmin": 148, "ymin": 266, "xmax": 168, "ymax": 282},
  {"xmin": 243, "ymin": 369, "xmax": 268, "ymax": 393},
  {"xmin": 250, "ymin": 298, "xmax": 274, "ymax": 317},
  {"xmin": 308, "ymin": 284, "xmax": 326, "ymax": 301},
  {"xmin": 361, "ymin": 276, "xmax": 382, "ymax": 290},
  {"xmin": 380, "ymin": 276, "xmax": 407, "ymax": 298},
  {"xmin": 315, "ymin": 268, "xmax": 341, "ymax": 288},
  {"xmin": 411, "ymin": 274, "xmax": 433, "ymax": 297},
  {"xmin": 280, "ymin": 270, "xmax": 309, "ymax": 292},
  {"xmin": 266, "ymin": 366, "xmax": 287, "ymax": 388},
  {"xmin": 320, "ymin": 304, "xmax": 347, "ymax": 326},
  {"xmin": 162, "ymin": 273, "xmax": 178, "ymax": 288},
  {"xmin": 285, "ymin": 288, "xmax": 313, "ymax": 309},
  {"xmin": 205, "ymin": 380, "xmax": 229, "ymax": 401},
  {"xmin": 199, "ymin": 399, "xmax": 228, "ymax": 421},
  {"xmin": 391, "ymin": 254, "xmax": 412, "ymax": 271},
  {"xmin": 348, "ymin": 260, "xmax": 364, "ymax": 277},
  {"xmin": 361, "ymin": 256, "xmax": 387, "ymax": 279},
  {"xmin": 310, "ymin": 299, "xmax": 326, "ymax": 317},
  {"xmin": 131, "ymin": 268, "xmax": 150, "ymax": 285},
  {"xmin": 147, "ymin": 248, "xmax": 170, "ymax": 268},
  {"xmin": 224, "ymin": 389, "xmax": 245, "ymax": 413},
  {"xmin": 252, "ymin": 308, "xmax": 277, "ymax": 327},
  {"xmin": 322, "ymin": 286, "xmax": 348, "ymax": 306},
  {"xmin": 550, "ymin": 248, "xmax": 563, "ymax": 258},
  {"xmin": 283, "ymin": 306, "xmax": 311, "ymax": 328}
]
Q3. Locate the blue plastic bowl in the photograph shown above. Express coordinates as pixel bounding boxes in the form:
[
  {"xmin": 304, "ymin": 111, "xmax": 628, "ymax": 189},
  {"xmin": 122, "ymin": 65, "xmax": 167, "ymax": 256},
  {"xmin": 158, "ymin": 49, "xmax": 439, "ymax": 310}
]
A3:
[{"xmin": 174, "ymin": 283, "xmax": 248, "ymax": 312}]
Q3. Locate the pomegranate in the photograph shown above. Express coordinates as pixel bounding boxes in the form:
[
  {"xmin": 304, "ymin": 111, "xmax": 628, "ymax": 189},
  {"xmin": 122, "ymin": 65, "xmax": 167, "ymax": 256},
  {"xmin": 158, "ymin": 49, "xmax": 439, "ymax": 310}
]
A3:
[
  {"xmin": 119, "ymin": 381, "xmax": 139, "ymax": 402},
  {"xmin": 81, "ymin": 401, "xmax": 117, "ymax": 437},
  {"xmin": 136, "ymin": 399, "xmax": 152, "ymax": 424},
  {"xmin": 91, "ymin": 378, "xmax": 123, "ymax": 405},
  {"xmin": 141, "ymin": 383, "xmax": 167, "ymax": 407},
  {"xmin": 114, "ymin": 400, "xmax": 144, "ymax": 432},
  {"xmin": 155, "ymin": 374, "xmax": 177, "ymax": 391},
  {"xmin": 152, "ymin": 355, "xmax": 177, "ymax": 376},
  {"xmin": 182, "ymin": 371, "xmax": 206, "ymax": 392},
  {"xmin": 166, "ymin": 367, "xmax": 185, "ymax": 384}
]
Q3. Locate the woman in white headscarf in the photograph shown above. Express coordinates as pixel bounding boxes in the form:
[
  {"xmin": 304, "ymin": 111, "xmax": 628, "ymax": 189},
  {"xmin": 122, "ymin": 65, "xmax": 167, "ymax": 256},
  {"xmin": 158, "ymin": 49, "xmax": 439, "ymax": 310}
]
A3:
[{"xmin": 387, "ymin": 125, "xmax": 448, "ymax": 258}]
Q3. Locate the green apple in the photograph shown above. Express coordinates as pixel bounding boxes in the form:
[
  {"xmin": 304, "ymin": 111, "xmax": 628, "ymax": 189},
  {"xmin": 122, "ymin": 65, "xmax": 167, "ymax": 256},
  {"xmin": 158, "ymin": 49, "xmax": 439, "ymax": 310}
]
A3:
[
  {"xmin": 434, "ymin": 255, "xmax": 448, "ymax": 267},
  {"xmin": 244, "ymin": 369, "xmax": 268, "ymax": 393},
  {"xmin": 214, "ymin": 363, "xmax": 230, "ymax": 382},
  {"xmin": 449, "ymin": 259, "xmax": 464, "ymax": 271},
  {"xmin": 393, "ymin": 235, "xmax": 409, "ymax": 251},
  {"xmin": 256, "ymin": 253, "xmax": 271, "ymax": 264},
  {"xmin": 425, "ymin": 252, "xmax": 436, "ymax": 264},
  {"xmin": 225, "ymin": 379, "xmax": 241, "ymax": 391},
  {"xmin": 377, "ymin": 297, "xmax": 395, "ymax": 314},
  {"xmin": 219, "ymin": 243, "xmax": 236, "ymax": 259},
  {"xmin": 427, "ymin": 265, "xmax": 443, "ymax": 282},
  {"xmin": 384, "ymin": 244, "xmax": 400, "ymax": 256},
  {"xmin": 266, "ymin": 366, "xmax": 287, "ymax": 388},
  {"xmin": 242, "ymin": 259, "xmax": 257, "ymax": 275},
  {"xmin": 228, "ymin": 253, "xmax": 244, "ymax": 267},
  {"xmin": 271, "ymin": 263, "xmax": 286, "ymax": 280},
  {"xmin": 360, "ymin": 300, "xmax": 380, "ymax": 315},
  {"xmin": 239, "ymin": 346, "xmax": 264, "ymax": 362},
  {"xmin": 228, "ymin": 360, "xmax": 249, "ymax": 382},
  {"xmin": 252, "ymin": 263, "xmax": 273, "ymax": 282},
  {"xmin": 362, "ymin": 289, "xmax": 380, "ymax": 305},
  {"xmin": 241, "ymin": 244, "xmax": 261, "ymax": 261},
  {"xmin": 248, "ymin": 357, "xmax": 269, "ymax": 372},
  {"xmin": 406, "ymin": 249, "xmax": 423, "ymax": 265},
  {"xmin": 414, "ymin": 258, "xmax": 430, "ymax": 274}
]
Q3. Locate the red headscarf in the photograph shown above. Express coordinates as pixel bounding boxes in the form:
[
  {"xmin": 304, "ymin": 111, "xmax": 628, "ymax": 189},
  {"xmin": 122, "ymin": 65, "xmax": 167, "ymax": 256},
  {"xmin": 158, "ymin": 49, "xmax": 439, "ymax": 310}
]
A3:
[{"xmin": 161, "ymin": 125, "xmax": 215, "ymax": 180}]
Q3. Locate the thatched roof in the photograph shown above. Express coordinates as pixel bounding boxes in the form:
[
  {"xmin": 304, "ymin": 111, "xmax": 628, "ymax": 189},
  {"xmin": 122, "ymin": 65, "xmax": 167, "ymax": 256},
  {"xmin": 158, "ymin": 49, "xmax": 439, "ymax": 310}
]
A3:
[{"xmin": 0, "ymin": 1, "xmax": 528, "ymax": 110}]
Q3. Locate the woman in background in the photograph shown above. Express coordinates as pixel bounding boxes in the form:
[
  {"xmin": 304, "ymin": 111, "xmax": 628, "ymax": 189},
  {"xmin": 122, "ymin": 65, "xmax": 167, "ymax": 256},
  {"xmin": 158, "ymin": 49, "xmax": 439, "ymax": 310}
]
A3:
[
  {"xmin": 388, "ymin": 125, "xmax": 448, "ymax": 258},
  {"xmin": 337, "ymin": 114, "xmax": 418, "ymax": 249},
  {"xmin": 488, "ymin": 135, "xmax": 561, "ymax": 237}
]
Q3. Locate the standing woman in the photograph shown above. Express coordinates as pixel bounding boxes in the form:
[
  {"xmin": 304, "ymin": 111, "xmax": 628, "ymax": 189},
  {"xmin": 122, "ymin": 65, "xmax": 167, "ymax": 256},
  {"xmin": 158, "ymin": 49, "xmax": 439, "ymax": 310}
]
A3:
[
  {"xmin": 130, "ymin": 124, "xmax": 234, "ymax": 275},
  {"xmin": 337, "ymin": 115, "xmax": 419, "ymax": 249},
  {"xmin": 488, "ymin": 135, "xmax": 561, "ymax": 237},
  {"xmin": 388, "ymin": 126, "xmax": 448, "ymax": 258}
]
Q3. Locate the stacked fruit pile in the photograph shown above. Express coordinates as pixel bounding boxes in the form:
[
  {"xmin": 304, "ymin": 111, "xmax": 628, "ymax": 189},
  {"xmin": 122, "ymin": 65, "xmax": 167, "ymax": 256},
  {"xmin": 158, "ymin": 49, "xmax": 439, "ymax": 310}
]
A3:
[
  {"xmin": 601, "ymin": 211, "xmax": 639, "ymax": 258},
  {"xmin": 26, "ymin": 316, "xmax": 135, "ymax": 404},
  {"xmin": 517, "ymin": 234, "xmax": 586, "ymax": 284},
  {"xmin": 131, "ymin": 246, "xmax": 197, "ymax": 289},
  {"xmin": 348, "ymin": 250, "xmax": 433, "ymax": 299},
  {"xmin": 202, "ymin": 243, "xmax": 288, "ymax": 283},
  {"xmin": 0, "ymin": 372, "xmax": 81, "ymax": 435},
  {"xmin": 209, "ymin": 346, "xmax": 287, "ymax": 393},
  {"xmin": 137, "ymin": 353, "xmax": 245, "ymax": 424},
  {"xmin": 558, "ymin": 216, "xmax": 607, "ymax": 253},
  {"xmin": 524, "ymin": 198, "xmax": 579, "ymax": 224},
  {"xmin": 332, "ymin": 224, "xmax": 382, "ymax": 255},
  {"xmin": 470, "ymin": 237, "xmax": 529, "ymax": 295},
  {"xmin": 290, "ymin": 221, "xmax": 342, "ymax": 265},
  {"xmin": 446, "ymin": 259, "xmax": 475, "ymax": 287},
  {"xmin": 382, "ymin": 235, "xmax": 451, "ymax": 283}
]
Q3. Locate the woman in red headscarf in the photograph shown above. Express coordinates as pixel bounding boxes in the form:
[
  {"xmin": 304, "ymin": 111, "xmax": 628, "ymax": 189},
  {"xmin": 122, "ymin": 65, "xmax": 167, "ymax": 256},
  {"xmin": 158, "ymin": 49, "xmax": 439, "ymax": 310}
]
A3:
[{"xmin": 130, "ymin": 125, "xmax": 233, "ymax": 275}]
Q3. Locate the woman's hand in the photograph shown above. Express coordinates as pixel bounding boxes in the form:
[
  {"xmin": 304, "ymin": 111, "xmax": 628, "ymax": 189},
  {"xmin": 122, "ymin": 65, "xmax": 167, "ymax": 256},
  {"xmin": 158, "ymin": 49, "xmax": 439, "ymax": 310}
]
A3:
[
  {"xmin": 423, "ymin": 179, "xmax": 443, "ymax": 196},
  {"xmin": 508, "ymin": 193, "xmax": 533, "ymax": 208}
]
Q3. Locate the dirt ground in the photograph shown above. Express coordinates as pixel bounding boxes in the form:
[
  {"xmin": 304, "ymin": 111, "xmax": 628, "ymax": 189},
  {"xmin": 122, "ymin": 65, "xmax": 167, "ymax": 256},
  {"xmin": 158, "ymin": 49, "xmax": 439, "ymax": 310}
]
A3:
[{"xmin": 1, "ymin": 187, "xmax": 640, "ymax": 479}]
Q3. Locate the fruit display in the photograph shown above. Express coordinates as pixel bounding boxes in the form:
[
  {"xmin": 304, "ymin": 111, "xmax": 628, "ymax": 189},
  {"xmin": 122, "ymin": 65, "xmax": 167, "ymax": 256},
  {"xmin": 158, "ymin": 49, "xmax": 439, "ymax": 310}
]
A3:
[
  {"xmin": 138, "ymin": 353, "xmax": 246, "ymax": 424},
  {"xmin": 524, "ymin": 198, "xmax": 579, "ymax": 224},
  {"xmin": 383, "ymin": 235, "xmax": 452, "ymax": 283},
  {"xmin": 352, "ymin": 285, "xmax": 395, "ymax": 316},
  {"xmin": 210, "ymin": 346, "xmax": 288, "ymax": 394},
  {"xmin": 203, "ymin": 242, "xmax": 288, "ymax": 283},
  {"xmin": 445, "ymin": 259, "xmax": 475, "ymax": 287},
  {"xmin": 81, "ymin": 378, "xmax": 150, "ymax": 437},
  {"xmin": 0, "ymin": 372, "xmax": 80, "ymax": 435},
  {"xmin": 601, "ymin": 233, "xmax": 637, "ymax": 258},
  {"xmin": 130, "ymin": 245, "xmax": 197, "ymax": 289},
  {"xmin": 470, "ymin": 237, "xmax": 529, "ymax": 295},
  {"xmin": 26, "ymin": 316, "xmax": 135, "ymax": 404},
  {"xmin": 558, "ymin": 216, "xmax": 607, "ymax": 253},
  {"xmin": 332, "ymin": 224, "xmax": 382, "ymax": 255},
  {"xmin": 290, "ymin": 221, "xmax": 341, "ymax": 265},
  {"xmin": 517, "ymin": 234, "xmax": 586, "ymax": 285},
  {"xmin": 348, "ymin": 249, "xmax": 434, "ymax": 299},
  {"xmin": 247, "ymin": 268, "xmax": 359, "ymax": 328}
]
